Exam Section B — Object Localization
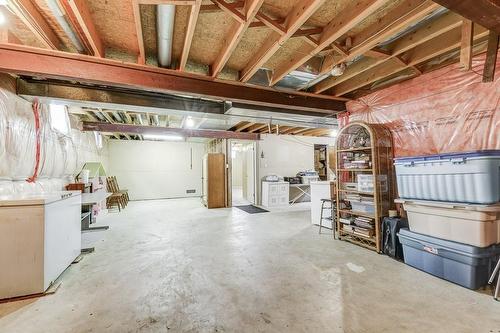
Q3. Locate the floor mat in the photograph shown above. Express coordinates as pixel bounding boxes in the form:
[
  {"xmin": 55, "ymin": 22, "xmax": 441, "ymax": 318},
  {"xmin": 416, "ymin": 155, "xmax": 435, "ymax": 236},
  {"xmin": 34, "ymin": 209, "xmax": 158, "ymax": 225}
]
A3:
[{"xmin": 235, "ymin": 205, "xmax": 269, "ymax": 214}]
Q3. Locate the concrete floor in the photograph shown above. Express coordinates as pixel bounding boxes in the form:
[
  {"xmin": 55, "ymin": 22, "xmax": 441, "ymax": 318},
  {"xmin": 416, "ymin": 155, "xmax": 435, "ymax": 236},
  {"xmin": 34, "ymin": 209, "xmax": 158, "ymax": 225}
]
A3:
[{"xmin": 0, "ymin": 198, "xmax": 499, "ymax": 333}]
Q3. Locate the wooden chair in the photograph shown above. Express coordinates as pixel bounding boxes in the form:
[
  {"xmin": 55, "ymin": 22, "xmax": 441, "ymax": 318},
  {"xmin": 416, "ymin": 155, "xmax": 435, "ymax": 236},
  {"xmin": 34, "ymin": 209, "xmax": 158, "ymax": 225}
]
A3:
[
  {"xmin": 112, "ymin": 176, "xmax": 129, "ymax": 206},
  {"xmin": 106, "ymin": 177, "xmax": 126, "ymax": 211}
]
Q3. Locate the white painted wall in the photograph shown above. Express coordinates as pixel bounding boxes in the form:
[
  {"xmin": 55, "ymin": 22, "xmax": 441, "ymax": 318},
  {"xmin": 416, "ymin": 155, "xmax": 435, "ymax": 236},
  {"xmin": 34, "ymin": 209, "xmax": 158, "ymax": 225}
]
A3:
[
  {"xmin": 231, "ymin": 150, "xmax": 244, "ymax": 187},
  {"xmin": 107, "ymin": 140, "xmax": 205, "ymax": 200},
  {"xmin": 257, "ymin": 134, "xmax": 336, "ymax": 178},
  {"xmin": 256, "ymin": 134, "xmax": 336, "ymax": 204}
]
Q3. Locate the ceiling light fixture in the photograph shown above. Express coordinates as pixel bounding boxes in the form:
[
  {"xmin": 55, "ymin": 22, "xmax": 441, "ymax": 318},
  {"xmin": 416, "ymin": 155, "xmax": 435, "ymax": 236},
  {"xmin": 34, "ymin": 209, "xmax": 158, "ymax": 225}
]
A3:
[
  {"xmin": 143, "ymin": 134, "xmax": 184, "ymax": 141},
  {"xmin": 330, "ymin": 63, "xmax": 346, "ymax": 77},
  {"xmin": 185, "ymin": 116, "xmax": 195, "ymax": 128}
]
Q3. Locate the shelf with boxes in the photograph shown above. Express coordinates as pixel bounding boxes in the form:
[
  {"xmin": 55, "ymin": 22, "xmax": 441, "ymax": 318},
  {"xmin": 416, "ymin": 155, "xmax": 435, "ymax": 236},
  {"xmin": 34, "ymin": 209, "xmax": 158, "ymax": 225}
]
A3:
[{"xmin": 335, "ymin": 122, "xmax": 395, "ymax": 253}]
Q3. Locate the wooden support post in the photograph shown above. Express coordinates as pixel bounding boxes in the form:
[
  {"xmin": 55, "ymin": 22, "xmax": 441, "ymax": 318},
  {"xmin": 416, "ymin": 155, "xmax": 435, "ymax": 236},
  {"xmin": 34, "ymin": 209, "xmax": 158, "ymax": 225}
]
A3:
[
  {"xmin": 483, "ymin": 30, "xmax": 499, "ymax": 82},
  {"xmin": 460, "ymin": 19, "xmax": 473, "ymax": 71}
]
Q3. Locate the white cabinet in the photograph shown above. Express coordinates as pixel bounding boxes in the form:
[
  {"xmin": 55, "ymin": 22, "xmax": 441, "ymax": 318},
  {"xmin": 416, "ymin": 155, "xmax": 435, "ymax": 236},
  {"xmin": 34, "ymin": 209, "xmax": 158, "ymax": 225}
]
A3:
[
  {"xmin": 261, "ymin": 181, "xmax": 289, "ymax": 207},
  {"xmin": 0, "ymin": 191, "xmax": 81, "ymax": 299}
]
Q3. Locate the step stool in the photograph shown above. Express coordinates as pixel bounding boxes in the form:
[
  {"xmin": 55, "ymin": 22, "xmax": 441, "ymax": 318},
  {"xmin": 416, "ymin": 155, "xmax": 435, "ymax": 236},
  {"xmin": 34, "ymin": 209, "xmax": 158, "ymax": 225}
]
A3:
[{"xmin": 319, "ymin": 198, "xmax": 336, "ymax": 238}]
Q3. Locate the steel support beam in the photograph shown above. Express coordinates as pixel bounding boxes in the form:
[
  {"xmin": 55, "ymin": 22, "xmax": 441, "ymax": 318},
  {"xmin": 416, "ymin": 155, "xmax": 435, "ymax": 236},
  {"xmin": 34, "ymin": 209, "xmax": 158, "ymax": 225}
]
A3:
[
  {"xmin": 82, "ymin": 121, "xmax": 261, "ymax": 140},
  {"xmin": 0, "ymin": 44, "xmax": 346, "ymax": 113},
  {"xmin": 17, "ymin": 79, "xmax": 226, "ymax": 115}
]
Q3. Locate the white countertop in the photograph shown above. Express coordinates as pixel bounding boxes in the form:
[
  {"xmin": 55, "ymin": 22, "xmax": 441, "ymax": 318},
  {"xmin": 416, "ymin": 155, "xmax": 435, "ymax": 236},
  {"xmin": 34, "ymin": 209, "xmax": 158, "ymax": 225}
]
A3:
[
  {"xmin": 0, "ymin": 191, "xmax": 81, "ymax": 206},
  {"xmin": 310, "ymin": 181, "xmax": 335, "ymax": 185}
]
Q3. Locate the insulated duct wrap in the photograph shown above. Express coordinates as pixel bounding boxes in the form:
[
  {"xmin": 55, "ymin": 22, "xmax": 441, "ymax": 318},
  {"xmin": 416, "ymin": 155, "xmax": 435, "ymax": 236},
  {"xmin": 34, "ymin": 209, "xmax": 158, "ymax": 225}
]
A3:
[
  {"xmin": 343, "ymin": 52, "xmax": 500, "ymax": 157},
  {"xmin": 0, "ymin": 78, "xmax": 108, "ymax": 195}
]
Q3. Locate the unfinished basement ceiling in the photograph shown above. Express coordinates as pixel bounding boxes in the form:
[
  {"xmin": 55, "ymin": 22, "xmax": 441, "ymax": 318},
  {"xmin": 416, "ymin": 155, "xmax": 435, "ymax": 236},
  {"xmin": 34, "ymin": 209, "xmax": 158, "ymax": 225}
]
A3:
[{"xmin": 0, "ymin": 0, "xmax": 494, "ymax": 100}]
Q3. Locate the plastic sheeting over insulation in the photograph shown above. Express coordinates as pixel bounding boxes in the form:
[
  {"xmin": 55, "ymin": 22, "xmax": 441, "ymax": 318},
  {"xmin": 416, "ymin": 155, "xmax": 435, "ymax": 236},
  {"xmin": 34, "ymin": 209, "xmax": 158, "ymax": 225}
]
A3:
[
  {"xmin": 343, "ymin": 52, "xmax": 500, "ymax": 157},
  {"xmin": 0, "ymin": 79, "xmax": 108, "ymax": 195}
]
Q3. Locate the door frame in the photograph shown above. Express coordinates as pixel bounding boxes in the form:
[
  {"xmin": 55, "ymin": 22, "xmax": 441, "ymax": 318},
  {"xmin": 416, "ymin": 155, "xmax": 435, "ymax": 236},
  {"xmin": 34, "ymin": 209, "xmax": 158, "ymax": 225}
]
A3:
[{"xmin": 227, "ymin": 139, "xmax": 257, "ymax": 207}]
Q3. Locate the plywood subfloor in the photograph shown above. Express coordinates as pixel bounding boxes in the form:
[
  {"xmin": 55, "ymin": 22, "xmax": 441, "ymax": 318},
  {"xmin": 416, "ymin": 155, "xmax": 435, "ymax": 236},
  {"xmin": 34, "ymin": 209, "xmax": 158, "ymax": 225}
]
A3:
[
  {"xmin": 87, "ymin": 0, "xmax": 139, "ymax": 58},
  {"xmin": 226, "ymin": 27, "xmax": 274, "ymax": 71}
]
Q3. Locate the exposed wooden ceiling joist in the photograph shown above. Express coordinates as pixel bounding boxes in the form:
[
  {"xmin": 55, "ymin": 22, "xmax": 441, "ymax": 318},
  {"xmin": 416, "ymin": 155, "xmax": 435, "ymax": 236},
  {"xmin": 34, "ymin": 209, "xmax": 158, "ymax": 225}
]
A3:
[
  {"xmin": 331, "ymin": 24, "xmax": 489, "ymax": 96},
  {"xmin": 63, "ymin": 0, "xmax": 104, "ymax": 57},
  {"xmin": 7, "ymin": 0, "xmax": 61, "ymax": 49},
  {"xmin": 432, "ymin": 0, "xmax": 500, "ymax": 34},
  {"xmin": 210, "ymin": 0, "xmax": 245, "ymax": 22},
  {"xmin": 211, "ymin": 0, "xmax": 264, "ymax": 77},
  {"xmin": 239, "ymin": 0, "xmax": 326, "ymax": 83},
  {"xmin": 312, "ymin": 0, "xmax": 440, "ymax": 92},
  {"xmin": 179, "ymin": 0, "xmax": 202, "ymax": 71},
  {"xmin": 82, "ymin": 121, "xmax": 261, "ymax": 140},
  {"xmin": 246, "ymin": 123, "xmax": 267, "ymax": 133},
  {"xmin": 0, "ymin": 44, "xmax": 346, "ymax": 112},
  {"xmin": 234, "ymin": 121, "xmax": 254, "ymax": 132},
  {"xmin": 133, "ymin": 0, "xmax": 199, "ymax": 65},
  {"xmin": 0, "ymin": 28, "xmax": 22, "ymax": 44},
  {"xmin": 269, "ymin": 0, "xmax": 391, "ymax": 86},
  {"xmin": 313, "ymin": 11, "xmax": 462, "ymax": 94}
]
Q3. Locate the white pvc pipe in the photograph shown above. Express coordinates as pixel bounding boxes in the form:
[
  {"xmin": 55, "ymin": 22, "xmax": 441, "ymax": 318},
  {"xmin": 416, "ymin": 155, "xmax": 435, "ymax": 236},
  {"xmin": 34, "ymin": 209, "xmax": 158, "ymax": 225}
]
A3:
[{"xmin": 157, "ymin": 4, "xmax": 175, "ymax": 68}]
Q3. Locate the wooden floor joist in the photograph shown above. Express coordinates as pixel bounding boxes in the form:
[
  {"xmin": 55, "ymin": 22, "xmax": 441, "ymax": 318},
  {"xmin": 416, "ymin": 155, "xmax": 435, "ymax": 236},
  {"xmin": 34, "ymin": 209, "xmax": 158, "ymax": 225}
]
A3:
[
  {"xmin": 239, "ymin": 0, "xmax": 325, "ymax": 83},
  {"xmin": 313, "ymin": 11, "xmax": 463, "ymax": 94},
  {"xmin": 331, "ymin": 25, "xmax": 489, "ymax": 96},
  {"xmin": 270, "ymin": 0, "xmax": 390, "ymax": 86}
]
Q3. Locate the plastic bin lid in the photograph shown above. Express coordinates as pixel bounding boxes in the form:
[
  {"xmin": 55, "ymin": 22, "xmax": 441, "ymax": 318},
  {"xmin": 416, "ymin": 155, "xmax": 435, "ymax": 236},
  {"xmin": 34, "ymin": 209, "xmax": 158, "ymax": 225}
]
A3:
[
  {"xmin": 398, "ymin": 228, "xmax": 500, "ymax": 258},
  {"xmin": 394, "ymin": 149, "xmax": 500, "ymax": 162}
]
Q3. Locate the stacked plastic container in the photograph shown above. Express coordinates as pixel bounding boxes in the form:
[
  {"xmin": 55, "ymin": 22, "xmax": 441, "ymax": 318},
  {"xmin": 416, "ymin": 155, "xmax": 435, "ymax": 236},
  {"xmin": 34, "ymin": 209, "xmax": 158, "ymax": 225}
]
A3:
[{"xmin": 394, "ymin": 150, "xmax": 500, "ymax": 289}]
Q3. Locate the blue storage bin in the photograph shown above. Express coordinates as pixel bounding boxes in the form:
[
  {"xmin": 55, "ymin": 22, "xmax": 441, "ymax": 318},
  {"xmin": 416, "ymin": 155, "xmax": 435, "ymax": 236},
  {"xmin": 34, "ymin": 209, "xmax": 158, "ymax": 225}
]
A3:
[
  {"xmin": 398, "ymin": 228, "xmax": 500, "ymax": 290},
  {"xmin": 394, "ymin": 150, "xmax": 500, "ymax": 204}
]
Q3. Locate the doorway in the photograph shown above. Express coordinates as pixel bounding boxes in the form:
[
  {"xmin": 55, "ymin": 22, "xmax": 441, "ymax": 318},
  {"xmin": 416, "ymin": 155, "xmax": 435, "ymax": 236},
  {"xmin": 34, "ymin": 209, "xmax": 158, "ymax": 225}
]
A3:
[{"xmin": 230, "ymin": 141, "xmax": 256, "ymax": 206}]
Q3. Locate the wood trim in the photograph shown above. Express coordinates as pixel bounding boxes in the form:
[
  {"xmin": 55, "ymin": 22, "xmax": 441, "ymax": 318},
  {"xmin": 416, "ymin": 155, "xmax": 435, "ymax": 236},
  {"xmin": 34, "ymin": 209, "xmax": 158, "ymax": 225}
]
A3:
[
  {"xmin": 7, "ymin": 0, "xmax": 60, "ymax": 49},
  {"xmin": 82, "ymin": 121, "xmax": 261, "ymax": 140},
  {"xmin": 239, "ymin": 0, "xmax": 325, "ymax": 82},
  {"xmin": 65, "ymin": 0, "xmax": 104, "ymax": 57},
  {"xmin": 270, "ymin": 0, "xmax": 390, "ymax": 86},
  {"xmin": 211, "ymin": 0, "xmax": 264, "ymax": 77},
  {"xmin": 179, "ymin": 0, "xmax": 202, "ymax": 71}
]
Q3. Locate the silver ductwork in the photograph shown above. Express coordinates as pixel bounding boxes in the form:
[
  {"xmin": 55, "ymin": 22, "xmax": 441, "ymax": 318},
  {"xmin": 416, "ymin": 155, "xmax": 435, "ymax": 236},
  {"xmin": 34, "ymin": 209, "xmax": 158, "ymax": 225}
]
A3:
[
  {"xmin": 157, "ymin": 4, "xmax": 175, "ymax": 67},
  {"xmin": 46, "ymin": 0, "xmax": 84, "ymax": 53}
]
